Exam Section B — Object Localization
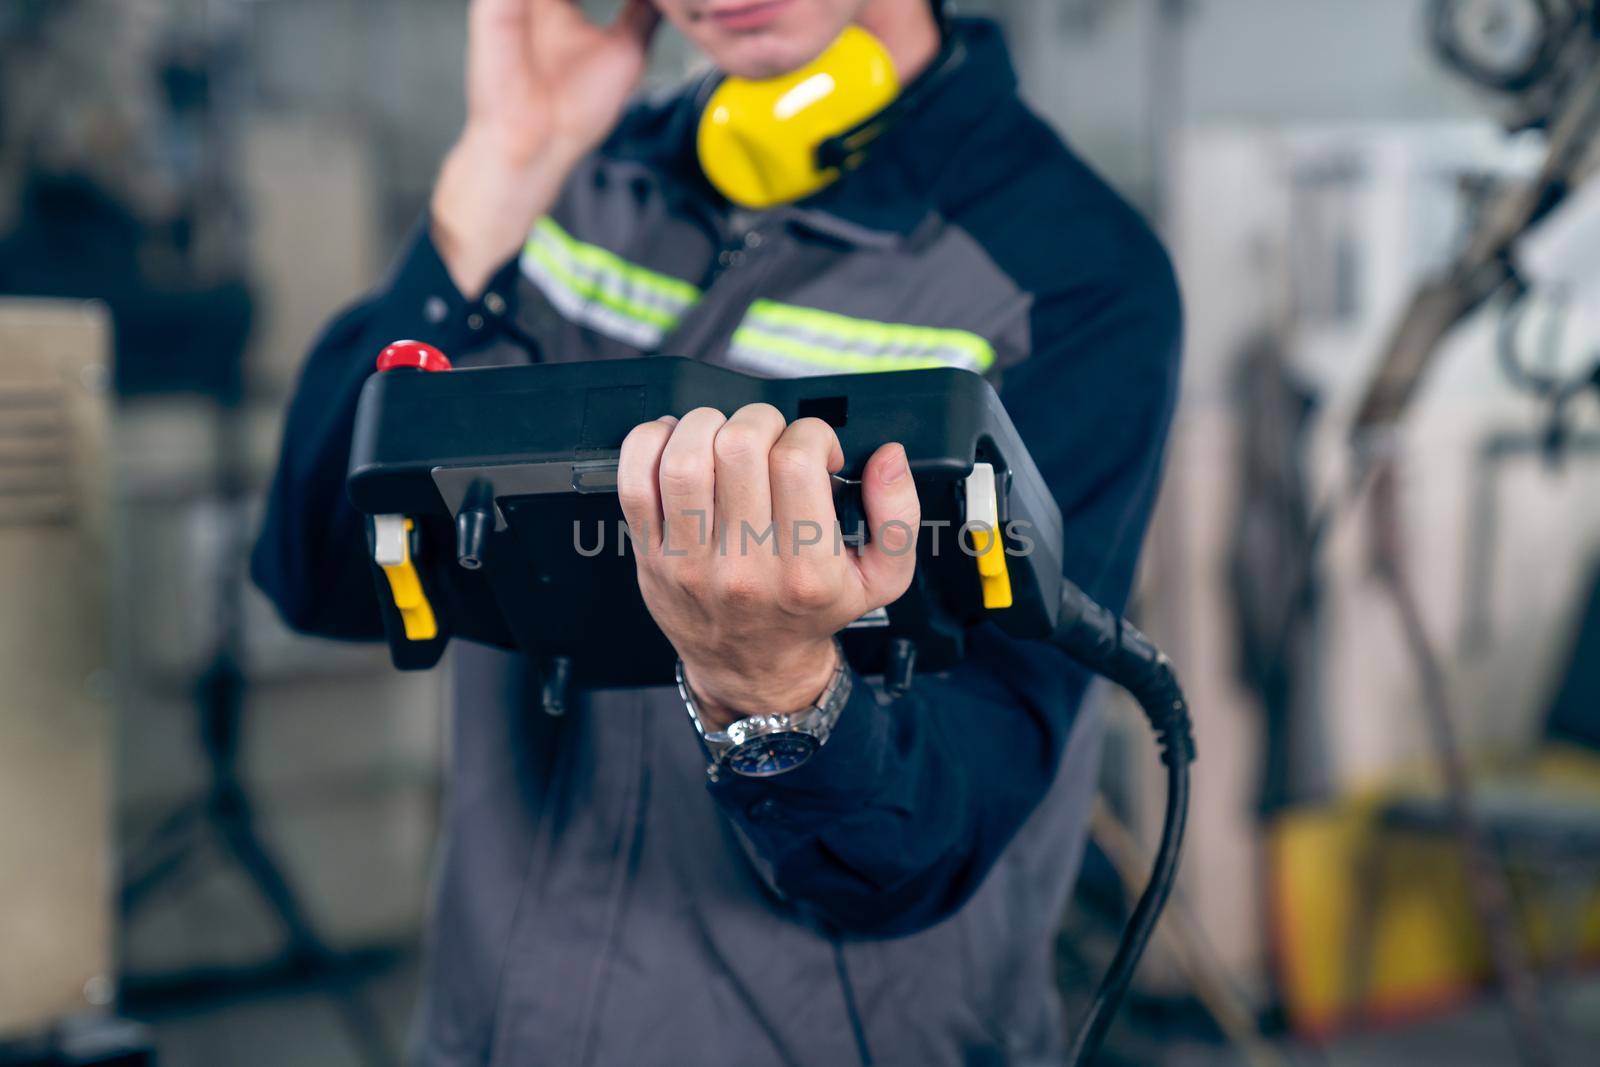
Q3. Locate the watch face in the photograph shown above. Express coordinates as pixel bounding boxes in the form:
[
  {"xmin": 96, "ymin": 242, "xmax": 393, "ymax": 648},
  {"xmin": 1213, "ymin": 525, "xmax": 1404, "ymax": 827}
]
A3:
[{"xmin": 727, "ymin": 732, "xmax": 819, "ymax": 777}]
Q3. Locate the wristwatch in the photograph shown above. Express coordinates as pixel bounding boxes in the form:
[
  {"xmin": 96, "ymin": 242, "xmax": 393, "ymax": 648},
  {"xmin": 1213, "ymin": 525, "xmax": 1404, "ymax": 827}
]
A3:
[{"xmin": 677, "ymin": 640, "xmax": 852, "ymax": 780}]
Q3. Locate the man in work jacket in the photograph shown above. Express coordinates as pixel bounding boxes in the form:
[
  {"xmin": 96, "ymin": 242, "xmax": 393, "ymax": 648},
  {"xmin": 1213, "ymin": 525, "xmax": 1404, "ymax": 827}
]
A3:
[{"xmin": 252, "ymin": 0, "xmax": 1182, "ymax": 1063}]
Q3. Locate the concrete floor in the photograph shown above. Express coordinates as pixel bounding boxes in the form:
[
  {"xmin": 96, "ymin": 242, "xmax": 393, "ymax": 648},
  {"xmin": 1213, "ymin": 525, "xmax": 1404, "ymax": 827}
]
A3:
[
  {"xmin": 131, "ymin": 963, "xmax": 1600, "ymax": 1067},
  {"xmin": 1317, "ymin": 977, "xmax": 1600, "ymax": 1067}
]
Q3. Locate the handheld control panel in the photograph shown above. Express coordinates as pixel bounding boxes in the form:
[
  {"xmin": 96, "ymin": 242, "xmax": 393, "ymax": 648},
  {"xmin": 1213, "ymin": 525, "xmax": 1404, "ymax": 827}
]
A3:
[
  {"xmin": 345, "ymin": 342, "xmax": 1065, "ymax": 697},
  {"xmin": 343, "ymin": 343, "xmax": 1195, "ymax": 1065}
]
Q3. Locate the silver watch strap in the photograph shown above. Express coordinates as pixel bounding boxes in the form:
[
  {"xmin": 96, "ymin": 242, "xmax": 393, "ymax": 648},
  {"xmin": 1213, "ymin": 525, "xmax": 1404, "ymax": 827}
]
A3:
[{"xmin": 677, "ymin": 640, "xmax": 852, "ymax": 767}]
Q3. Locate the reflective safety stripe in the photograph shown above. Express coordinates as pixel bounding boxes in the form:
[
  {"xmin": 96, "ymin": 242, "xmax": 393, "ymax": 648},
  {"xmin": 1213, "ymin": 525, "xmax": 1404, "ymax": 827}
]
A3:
[
  {"xmin": 520, "ymin": 224, "xmax": 998, "ymax": 374},
  {"xmin": 520, "ymin": 218, "xmax": 700, "ymax": 348},
  {"xmin": 728, "ymin": 299, "xmax": 995, "ymax": 376}
]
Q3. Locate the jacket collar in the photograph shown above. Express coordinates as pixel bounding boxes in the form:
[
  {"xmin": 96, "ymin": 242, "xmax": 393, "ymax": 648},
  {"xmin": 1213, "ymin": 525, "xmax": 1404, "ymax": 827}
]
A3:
[{"xmin": 803, "ymin": 18, "xmax": 1019, "ymax": 234}]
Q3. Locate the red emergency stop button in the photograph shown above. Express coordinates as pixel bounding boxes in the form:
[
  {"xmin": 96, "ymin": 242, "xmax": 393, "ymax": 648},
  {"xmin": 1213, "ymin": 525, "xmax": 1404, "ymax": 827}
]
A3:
[{"xmin": 377, "ymin": 340, "xmax": 453, "ymax": 373}]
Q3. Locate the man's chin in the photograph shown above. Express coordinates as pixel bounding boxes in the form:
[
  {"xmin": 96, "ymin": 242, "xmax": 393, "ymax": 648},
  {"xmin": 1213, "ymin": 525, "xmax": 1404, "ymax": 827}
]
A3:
[{"xmin": 701, "ymin": 28, "xmax": 842, "ymax": 81}]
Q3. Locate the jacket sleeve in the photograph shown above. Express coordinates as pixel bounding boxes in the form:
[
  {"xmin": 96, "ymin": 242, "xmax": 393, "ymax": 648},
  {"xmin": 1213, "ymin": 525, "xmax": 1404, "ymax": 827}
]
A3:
[
  {"xmin": 704, "ymin": 258, "xmax": 1184, "ymax": 937},
  {"xmin": 251, "ymin": 222, "xmax": 508, "ymax": 638}
]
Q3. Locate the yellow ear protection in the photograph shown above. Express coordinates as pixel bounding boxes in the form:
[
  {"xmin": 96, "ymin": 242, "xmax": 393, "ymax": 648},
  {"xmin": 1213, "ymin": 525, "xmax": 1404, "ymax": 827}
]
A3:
[{"xmin": 696, "ymin": 21, "xmax": 967, "ymax": 210}]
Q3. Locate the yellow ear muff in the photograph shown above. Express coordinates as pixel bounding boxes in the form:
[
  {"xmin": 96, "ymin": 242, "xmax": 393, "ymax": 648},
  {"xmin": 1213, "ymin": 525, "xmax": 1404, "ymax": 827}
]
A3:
[{"xmin": 697, "ymin": 26, "xmax": 901, "ymax": 210}]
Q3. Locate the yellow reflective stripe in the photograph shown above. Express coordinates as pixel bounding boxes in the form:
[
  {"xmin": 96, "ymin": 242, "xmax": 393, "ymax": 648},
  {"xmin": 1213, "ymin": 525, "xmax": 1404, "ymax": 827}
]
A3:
[
  {"xmin": 739, "ymin": 299, "xmax": 996, "ymax": 372},
  {"xmin": 520, "ymin": 224, "xmax": 997, "ymax": 373},
  {"xmin": 523, "ymin": 239, "xmax": 681, "ymax": 331},
  {"xmin": 528, "ymin": 217, "xmax": 699, "ymax": 308},
  {"xmin": 729, "ymin": 327, "xmax": 956, "ymax": 374}
]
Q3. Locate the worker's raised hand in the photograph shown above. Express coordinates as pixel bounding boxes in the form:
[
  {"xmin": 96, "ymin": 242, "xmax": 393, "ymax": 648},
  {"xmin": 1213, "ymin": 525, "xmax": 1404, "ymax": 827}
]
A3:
[
  {"xmin": 464, "ymin": 0, "xmax": 658, "ymax": 168},
  {"xmin": 617, "ymin": 405, "xmax": 921, "ymax": 730},
  {"xmin": 432, "ymin": 0, "xmax": 660, "ymax": 297}
]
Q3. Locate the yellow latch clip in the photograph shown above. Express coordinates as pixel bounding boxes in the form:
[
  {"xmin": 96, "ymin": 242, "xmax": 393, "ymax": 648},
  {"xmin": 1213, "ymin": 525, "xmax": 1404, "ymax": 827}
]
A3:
[
  {"xmin": 966, "ymin": 463, "xmax": 1013, "ymax": 610},
  {"xmin": 373, "ymin": 514, "xmax": 438, "ymax": 641}
]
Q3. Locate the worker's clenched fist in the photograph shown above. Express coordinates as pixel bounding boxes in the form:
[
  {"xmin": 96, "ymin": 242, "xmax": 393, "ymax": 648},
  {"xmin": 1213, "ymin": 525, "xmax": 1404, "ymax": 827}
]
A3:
[{"xmin": 617, "ymin": 404, "xmax": 921, "ymax": 729}]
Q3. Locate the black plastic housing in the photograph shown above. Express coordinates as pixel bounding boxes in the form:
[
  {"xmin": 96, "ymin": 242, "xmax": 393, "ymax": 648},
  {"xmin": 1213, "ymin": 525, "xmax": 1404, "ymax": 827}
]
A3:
[{"xmin": 346, "ymin": 357, "xmax": 1063, "ymax": 684}]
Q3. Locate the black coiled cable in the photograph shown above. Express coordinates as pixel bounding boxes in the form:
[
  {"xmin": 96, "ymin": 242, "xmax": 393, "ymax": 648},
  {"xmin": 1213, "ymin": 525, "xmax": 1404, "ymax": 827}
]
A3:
[{"xmin": 1051, "ymin": 581, "xmax": 1196, "ymax": 1066}]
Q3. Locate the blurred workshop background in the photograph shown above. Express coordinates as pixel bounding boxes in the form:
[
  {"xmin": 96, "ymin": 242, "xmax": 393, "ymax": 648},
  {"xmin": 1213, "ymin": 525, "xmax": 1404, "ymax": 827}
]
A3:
[{"xmin": 3, "ymin": 1, "xmax": 1600, "ymax": 1065}]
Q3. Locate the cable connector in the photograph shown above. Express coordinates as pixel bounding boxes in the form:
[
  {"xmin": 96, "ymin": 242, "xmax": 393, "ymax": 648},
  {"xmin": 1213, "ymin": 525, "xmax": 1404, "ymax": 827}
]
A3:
[{"xmin": 1053, "ymin": 580, "xmax": 1196, "ymax": 768}]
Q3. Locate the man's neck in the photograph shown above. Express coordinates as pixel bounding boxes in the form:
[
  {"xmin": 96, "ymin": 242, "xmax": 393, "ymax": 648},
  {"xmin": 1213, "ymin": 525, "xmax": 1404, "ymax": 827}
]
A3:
[{"xmin": 857, "ymin": 0, "xmax": 942, "ymax": 84}]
